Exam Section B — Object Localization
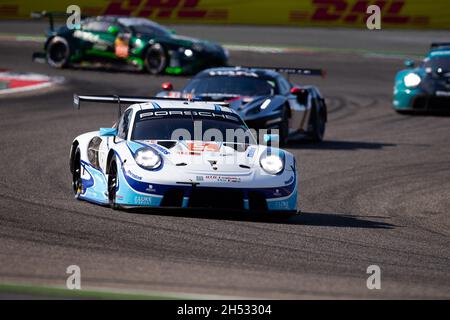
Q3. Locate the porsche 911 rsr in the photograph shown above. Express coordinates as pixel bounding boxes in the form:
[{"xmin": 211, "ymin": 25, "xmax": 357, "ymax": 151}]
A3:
[
  {"xmin": 69, "ymin": 95, "xmax": 298, "ymax": 215},
  {"xmin": 393, "ymin": 42, "xmax": 450, "ymax": 113},
  {"xmin": 157, "ymin": 66, "xmax": 327, "ymax": 145},
  {"xmin": 32, "ymin": 12, "xmax": 228, "ymax": 75}
]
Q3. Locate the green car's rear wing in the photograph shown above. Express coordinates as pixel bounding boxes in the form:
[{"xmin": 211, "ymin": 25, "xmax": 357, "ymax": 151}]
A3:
[{"xmin": 31, "ymin": 11, "xmax": 86, "ymax": 32}]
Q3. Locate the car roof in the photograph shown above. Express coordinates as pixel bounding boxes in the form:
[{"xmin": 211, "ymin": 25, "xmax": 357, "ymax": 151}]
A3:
[
  {"xmin": 428, "ymin": 49, "xmax": 450, "ymax": 58},
  {"xmin": 195, "ymin": 67, "xmax": 280, "ymax": 79},
  {"xmin": 128, "ymin": 100, "xmax": 236, "ymax": 114}
]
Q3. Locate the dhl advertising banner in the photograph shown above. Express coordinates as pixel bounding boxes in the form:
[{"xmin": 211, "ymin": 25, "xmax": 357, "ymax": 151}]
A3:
[{"xmin": 1, "ymin": 0, "xmax": 449, "ymax": 29}]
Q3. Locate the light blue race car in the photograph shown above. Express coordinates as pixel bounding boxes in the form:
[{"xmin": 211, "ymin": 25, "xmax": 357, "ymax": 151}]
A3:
[
  {"xmin": 393, "ymin": 42, "xmax": 450, "ymax": 113},
  {"xmin": 69, "ymin": 95, "xmax": 299, "ymax": 216}
]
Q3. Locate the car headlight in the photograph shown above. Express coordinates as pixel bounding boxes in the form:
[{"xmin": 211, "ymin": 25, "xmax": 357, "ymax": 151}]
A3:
[
  {"xmin": 260, "ymin": 153, "xmax": 284, "ymax": 175},
  {"xmin": 184, "ymin": 49, "xmax": 193, "ymax": 57},
  {"xmin": 404, "ymin": 73, "xmax": 421, "ymax": 87},
  {"xmin": 135, "ymin": 148, "xmax": 161, "ymax": 169}
]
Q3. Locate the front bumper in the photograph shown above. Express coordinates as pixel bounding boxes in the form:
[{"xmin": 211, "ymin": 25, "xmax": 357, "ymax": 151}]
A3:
[
  {"xmin": 393, "ymin": 87, "xmax": 450, "ymax": 111},
  {"xmin": 115, "ymin": 167, "xmax": 298, "ymax": 212}
]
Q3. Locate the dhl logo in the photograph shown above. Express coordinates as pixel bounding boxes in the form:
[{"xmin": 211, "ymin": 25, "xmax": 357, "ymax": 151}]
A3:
[
  {"xmin": 103, "ymin": 0, "xmax": 228, "ymax": 20},
  {"xmin": 290, "ymin": 0, "xmax": 428, "ymax": 26}
]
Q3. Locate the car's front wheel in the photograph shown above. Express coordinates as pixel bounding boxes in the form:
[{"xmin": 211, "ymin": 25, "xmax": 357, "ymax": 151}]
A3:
[
  {"xmin": 46, "ymin": 36, "xmax": 71, "ymax": 68},
  {"xmin": 144, "ymin": 43, "xmax": 168, "ymax": 75},
  {"xmin": 72, "ymin": 148, "xmax": 82, "ymax": 198},
  {"xmin": 107, "ymin": 157, "xmax": 119, "ymax": 210}
]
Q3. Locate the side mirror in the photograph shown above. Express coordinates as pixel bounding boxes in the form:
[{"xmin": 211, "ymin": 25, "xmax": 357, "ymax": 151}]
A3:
[
  {"xmin": 263, "ymin": 133, "xmax": 280, "ymax": 144},
  {"xmin": 108, "ymin": 25, "xmax": 120, "ymax": 36},
  {"xmin": 404, "ymin": 59, "xmax": 415, "ymax": 68},
  {"xmin": 99, "ymin": 128, "xmax": 117, "ymax": 137},
  {"xmin": 290, "ymin": 87, "xmax": 303, "ymax": 95},
  {"xmin": 291, "ymin": 87, "xmax": 309, "ymax": 104},
  {"xmin": 162, "ymin": 82, "xmax": 173, "ymax": 91}
]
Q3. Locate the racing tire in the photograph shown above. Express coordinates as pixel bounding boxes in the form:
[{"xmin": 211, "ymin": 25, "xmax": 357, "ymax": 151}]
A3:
[
  {"xmin": 108, "ymin": 157, "xmax": 120, "ymax": 210},
  {"xmin": 72, "ymin": 148, "xmax": 83, "ymax": 199},
  {"xmin": 277, "ymin": 106, "xmax": 290, "ymax": 147},
  {"xmin": 144, "ymin": 43, "xmax": 168, "ymax": 75},
  {"xmin": 46, "ymin": 36, "xmax": 71, "ymax": 68},
  {"xmin": 309, "ymin": 106, "xmax": 326, "ymax": 142}
]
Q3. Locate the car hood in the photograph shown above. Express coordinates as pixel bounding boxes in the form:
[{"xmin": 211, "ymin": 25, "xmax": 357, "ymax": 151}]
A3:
[{"xmin": 130, "ymin": 140, "xmax": 261, "ymax": 174}]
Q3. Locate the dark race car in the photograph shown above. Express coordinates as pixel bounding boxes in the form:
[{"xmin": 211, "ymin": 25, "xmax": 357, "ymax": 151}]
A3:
[
  {"xmin": 31, "ymin": 12, "xmax": 228, "ymax": 75},
  {"xmin": 157, "ymin": 66, "xmax": 327, "ymax": 144},
  {"xmin": 393, "ymin": 42, "xmax": 450, "ymax": 113}
]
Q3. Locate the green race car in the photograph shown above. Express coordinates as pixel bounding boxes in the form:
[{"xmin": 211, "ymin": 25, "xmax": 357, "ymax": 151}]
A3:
[
  {"xmin": 393, "ymin": 43, "xmax": 450, "ymax": 113},
  {"xmin": 32, "ymin": 13, "xmax": 228, "ymax": 75}
]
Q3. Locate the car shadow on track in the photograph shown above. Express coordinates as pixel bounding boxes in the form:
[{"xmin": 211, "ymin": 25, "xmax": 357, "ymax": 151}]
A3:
[
  {"xmin": 288, "ymin": 140, "xmax": 396, "ymax": 151},
  {"xmin": 128, "ymin": 208, "xmax": 395, "ymax": 229}
]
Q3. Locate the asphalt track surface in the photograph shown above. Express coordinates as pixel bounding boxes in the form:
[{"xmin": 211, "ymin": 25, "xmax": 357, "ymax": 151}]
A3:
[{"xmin": 0, "ymin": 22, "xmax": 449, "ymax": 299}]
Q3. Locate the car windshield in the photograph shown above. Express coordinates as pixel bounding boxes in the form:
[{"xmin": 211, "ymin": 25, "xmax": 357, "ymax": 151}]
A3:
[
  {"xmin": 423, "ymin": 56, "xmax": 450, "ymax": 71},
  {"xmin": 118, "ymin": 18, "xmax": 171, "ymax": 36},
  {"xmin": 131, "ymin": 109, "xmax": 256, "ymax": 144},
  {"xmin": 183, "ymin": 76, "xmax": 277, "ymax": 97}
]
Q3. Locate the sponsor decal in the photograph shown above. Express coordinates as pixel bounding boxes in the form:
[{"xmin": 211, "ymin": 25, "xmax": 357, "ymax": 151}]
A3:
[
  {"xmin": 204, "ymin": 175, "xmax": 241, "ymax": 183},
  {"xmin": 270, "ymin": 200, "xmax": 290, "ymax": 210},
  {"xmin": 187, "ymin": 142, "xmax": 220, "ymax": 153},
  {"xmin": 126, "ymin": 169, "xmax": 142, "ymax": 180},
  {"xmin": 435, "ymin": 91, "xmax": 450, "ymax": 97},
  {"xmin": 103, "ymin": 0, "xmax": 228, "ymax": 20},
  {"xmin": 134, "ymin": 196, "xmax": 152, "ymax": 205},
  {"xmin": 145, "ymin": 184, "xmax": 156, "ymax": 192},
  {"xmin": 139, "ymin": 109, "xmax": 239, "ymax": 122},
  {"xmin": 208, "ymin": 70, "xmax": 259, "ymax": 77},
  {"xmin": 247, "ymin": 147, "xmax": 256, "ymax": 158},
  {"xmin": 290, "ymin": 0, "xmax": 429, "ymax": 27},
  {"xmin": 150, "ymin": 143, "xmax": 170, "ymax": 155},
  {"xmin": 73, "ymin": 30, "xmax": 100, "ymax": 42}
]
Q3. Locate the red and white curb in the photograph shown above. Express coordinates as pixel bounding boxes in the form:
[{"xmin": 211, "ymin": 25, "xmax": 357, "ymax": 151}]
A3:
[{"xmin": 0, "ymin": 71, "xmax": 64, "ymax": 95}]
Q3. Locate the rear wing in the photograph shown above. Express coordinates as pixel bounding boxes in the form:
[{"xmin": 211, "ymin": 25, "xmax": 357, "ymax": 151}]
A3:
[
  {"xmin": 238, "ymin": 66, "xmax": 325, "ymax": 77},
  {"xmin": 73, "ymin": 94, "xmax": 230, "ymax": 117},
  {"xmin": 30, "ymin": 11, "xmax": 85, "ymax": 32}
]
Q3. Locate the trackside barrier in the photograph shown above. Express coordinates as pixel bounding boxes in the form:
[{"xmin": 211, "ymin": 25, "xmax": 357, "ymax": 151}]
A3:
[{"xmin": 1, "ymin": 0, "xmax": 449, "ymax": 29}]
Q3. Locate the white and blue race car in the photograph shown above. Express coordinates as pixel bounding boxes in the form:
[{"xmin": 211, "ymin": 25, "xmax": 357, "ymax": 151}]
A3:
[{"xmin": 69, "ymin": 95, "xmax": 298, "ymax": 215}]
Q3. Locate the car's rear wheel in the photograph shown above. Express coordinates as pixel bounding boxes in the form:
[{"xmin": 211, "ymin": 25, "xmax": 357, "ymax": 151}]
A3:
[
  {"xmin": 108, "ymin": 157, "xmax": 119, "ymax": 210},
  {"xmin": 144, "ymin": 43, "xmax": 168, "ymax": 75},
  {"xmin": 46, "ymin": 36, "xmax": 71, "ymax": 68},
  {"xmin": 72, "ymin": 148, "xmax": 82, "ymax": 198},
  {"xmin": 309, "ymin": 106, "xmax": 326, "ymax": 142}
]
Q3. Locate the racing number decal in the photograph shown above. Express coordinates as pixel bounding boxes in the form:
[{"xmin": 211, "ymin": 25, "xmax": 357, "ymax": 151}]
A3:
[
  {"xmin": 187, "ymin": 142, "xmax": 220, "ymax": 153},
  {"xmin": 115, "ymin": 36, "xmax": 129, "ymax": 58}
]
